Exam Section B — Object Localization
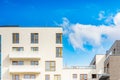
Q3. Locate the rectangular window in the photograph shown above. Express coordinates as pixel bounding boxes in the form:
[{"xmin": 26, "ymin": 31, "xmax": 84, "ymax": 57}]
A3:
[
  {"xmin": 45, "ymin": 61, "xmax": 55, "ymax": 71},
  {"xmin": 12, "ymin": 74, "xmax": 19, "ymax": 80},
  {"xmin": 80, "ymin": 74, "xmax": 87, "ymax": 80},
  {"xmin": 54, "ymin": 75, "xmax": 61, "ymax": 80},
  {"xmin": 12, "ymin": 33, "xmax": 19, "ymax": 43},
  {"xmin": 73, "ymin": 74, "xmax": 77, "ymax": 80},
  {"xmin": 24, "ymin": 74, "xmax": 36, "ymax": 79},
  {"xmin": 12, "ymin": 47, "xmax": 24, "ymax": 51},
  {"xmin": 31, "ymin": 33, "xmax": 38, "ymax": 43},
  {"xmin": 12, "ymin": 61, "xmax": 24, "ymax": 65},
  {"xmin": 31, "ymin": 61, "xmax": 38, "ymax": 65},
  {"xmin": 92, "ymin": 74, "xmax": 97, "ymax": 78},
  {"xmin": 31, "ymin": 47, "xmax": 39, "ymax": 51},
  {"xmin": 56, "ymin": 33, "xmax": 62, "ymax": 44},
  {"xmin": 45, "ymin": 75, "xmax": 50, "ymax": 80},
  {"xmin": 56, "ymin": 47, "xmax": 62, "ymax": 57}
]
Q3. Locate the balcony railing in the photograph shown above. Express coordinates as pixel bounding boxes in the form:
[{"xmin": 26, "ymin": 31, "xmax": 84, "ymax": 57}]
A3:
[
  {"xmin": 64, "ymin": 65, "xmax": 96, "ymax": 69},
  {"xmin": 9, "ymin": 52, "xmax": 40, "ymax": 59},
  {"xmin": 98, "ymin": 73, "xmax": 110, "ymax": 80},
  {"xmin": 9, "ymin": 65, "xmax": 40, "ymax": 73}
]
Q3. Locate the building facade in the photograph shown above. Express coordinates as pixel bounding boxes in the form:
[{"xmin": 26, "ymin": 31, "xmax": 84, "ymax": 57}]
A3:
[{"xmin": 0, "ymin": 27, "xmax": 120, "ymax": 80}]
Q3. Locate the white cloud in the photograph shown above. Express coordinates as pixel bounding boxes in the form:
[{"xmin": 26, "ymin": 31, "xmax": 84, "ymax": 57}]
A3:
[
  {"xmin": 105, "ymin": 14, "xmax": 114, "ymax": 24},
  {"xmin": 60, "ymin": 12, "xmax": 120, "ymax": 52},
  {"xmin": 113, "ymin": 12, "xmax": 120, "ymax": 26},
  {"xmin": 97, "ymin": 11, "xmax": 105, "ymax": 20}
]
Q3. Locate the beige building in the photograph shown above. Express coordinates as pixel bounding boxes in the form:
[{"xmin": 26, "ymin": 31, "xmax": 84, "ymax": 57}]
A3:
[{"xmin": 0, "ymin": 27, "xmax": 120, "ymax": 80}]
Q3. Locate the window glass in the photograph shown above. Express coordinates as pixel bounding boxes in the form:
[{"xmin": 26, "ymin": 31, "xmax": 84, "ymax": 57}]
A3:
[
  {"xmin": 31, "ymin": 33, "xmax": 38, "ymax": 43},
  {"xmin": 12, "ymin": 61, "xmax": 24, "ymax": 65},
  {"xmin": 12, "ymin": 47, "xmax": 24, "ymax": 51},
  {"xmin": 73, "ymin": 74, "xmax": 77, "ymax": 78},
  {"xmin": 45, "ymin": 61, "xmax": 55, "ymax": 71},
  {"xmin": 92, "ymin": 74, "xmax": 97, "ymax": 78},
  {"xmin": 80, "ymin": 74, "xmax": 87, "ymax": 80},
  {"xmin": 13, "ymin": 33, "xmax": 19, "ymax": 43},
  {"xmin": 45, "ymin": 75, "xmax": 50, "ymax": 80},
  {"xmin": 56, "ymin": 47, "xmax": 62, "ymax": 57},
  {"xmin": 18, "ymin": 61, "xmax": 24, "ymax": 65},
  {"xmin": 31, "ymin": 61, "xmax": 38, "ymax": 65},
  {"xmin": 56, "ymin": 33, "xmax": 62, "ymax": 44},
  {"xmin": 31, "ymin": 75, "xmax": 36, "ymax": 79},
  {"xmin": 54, "ymin": 75, "xmax": 61, "ymax": 80},
  {"xmin": 12, "ymin": 75, "xmax": 19, "ymax": 80},
  {"xmin": 31, "ymin": 47, "xmax": 39, "ymax": 51},
  {"xmin": 12, "ymin": 61, "xmax": 18, "ymax": 65},
  {"xmin": 24, "ymin": 74, "xmax": 30, "ymax": 79}
]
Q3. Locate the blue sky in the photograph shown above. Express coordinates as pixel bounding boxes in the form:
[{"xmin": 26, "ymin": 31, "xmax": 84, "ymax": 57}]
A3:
[{"xmin": 1, "ymin": 0, "xmax": 120, "ymax": 66}]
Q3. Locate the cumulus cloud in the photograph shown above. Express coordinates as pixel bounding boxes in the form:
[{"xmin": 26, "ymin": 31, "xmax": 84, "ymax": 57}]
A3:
[
  {"xmin": 60, "ymin": 12, "xmax": 120, "ymax": 52},
  {"xmin": 113, "ymin": 12, "xmax": 120, "ymax": 26}
]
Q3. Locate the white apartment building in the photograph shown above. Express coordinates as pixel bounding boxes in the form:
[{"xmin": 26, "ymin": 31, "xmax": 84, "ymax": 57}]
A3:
[{"xmin": 0, "ymin": 27, "xmax": 119, "ymax": 80}]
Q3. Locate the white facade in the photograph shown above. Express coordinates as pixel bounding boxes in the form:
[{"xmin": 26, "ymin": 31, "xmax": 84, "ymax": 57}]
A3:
[{"xmin": 0, "ymin": 27, "xmax": 106, "ymax": 80}]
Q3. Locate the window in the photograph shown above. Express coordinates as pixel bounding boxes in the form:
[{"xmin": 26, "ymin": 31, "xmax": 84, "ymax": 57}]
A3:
[
  {"xmin": 31, "ymin": 33, "xmax": 38, "ymax": 43},
  {"xmin": 73, "ymin": 74, "xmax": 77, "ymax": 80},
  {"xmin": 24, "ymin": 74, "xmax": 36, "ymax": 79},
  {"xmin": 45, "ymin": 61, "xmax": 55, "ymax": 71},
  {"xmin": 31, "ymin": 61, "xmax": 38, "ymax": 65},
  {"xmin": 45, "ymin": 75, "xmax": 50, "ymax": 80},
  {"xmin": 80, "ymin": 74, "xmax": 87, "ymax": 80},
  {"xmin": 54, "ymin": 75, "xmax": 61, "ymax": 80},
  {"xmin": 56, "ymin": 47, "xmax": 62, "ymax": 57},
  {"xmin": 12, "ymin": 74, "xmax": 19, "ymax": 80},
  {"xmin": 12, "ymin": 33, "xmax": 19, "ymax": 43},
  {"xmin": 56, "ymin": 33, "xmax": 62, "ymax": 44},
  {"xmin": 12, "ymin": 61, "xmax": 24, "ymax": 65},
  {"xmin": 92, "ymin": 74, "xmax": 97, "ymax": 78},
  {"xmin": 31, "ymin": 47, "xmax": 39, "ymax": 51},
  {"xmin": 12, "ymin": 47, "xmax": 24, "ymax": 51}
]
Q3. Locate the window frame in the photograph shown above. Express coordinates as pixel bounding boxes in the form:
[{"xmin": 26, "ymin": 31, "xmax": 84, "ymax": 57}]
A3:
[
  {"xmin": 45, "ymin": 75, "xmax": 50, "ymax": 80},
  {"xmin": 56, "ymin": 47, "xmax": 62, "ymax": 57},
  {"xmin": 31, "ymin": 61, "xmax": 39, "ymax": 65},
  {"xmin": 12, "ymin": 47, "xmax": 24, "ymax": 51},
  {"xmin": 12, "ymin": 74, "xmax": 19, "ymax": 80},
  {"xmin": 92, "ymin": 74, "xmax": 97, "ymax": 79},
  {"xmin": 54, "ymin": 75, "xmax": 61, "ymax": 80},
  {"xmin": 56, "ymin": 33, "xmax": 62, "ymax": 44},
  {"xmin": 24, "ymin": 74, "xmax": 36, "ymax": 79},
  {"xmin": 73, "ymin": 74, "xmax": 77, "ymax": 79},
  {"xmin": 31, "ymin": 47, "xmax": 39, "ymax": 51},
  {"xmin": 12, "ymin": 33, "xmax": 19, "ymax": 44},
  {"xmin": 31, "ymin": 33, "xmax": 39, "ymax": 44},
  {"xmin": 45, "ymin": 61, "xmax": 56, "ymax": 71},
  {"xmin": 12, "ymin": 61, "xmax": 24, "ymax": 65},
  {"xmin": 80, "ymin": 74, "xmax": 87, "ymax": 80}
]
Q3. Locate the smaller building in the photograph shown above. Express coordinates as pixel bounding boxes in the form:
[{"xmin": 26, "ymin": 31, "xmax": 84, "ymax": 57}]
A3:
[{"xmin": 99, "ymin": 40, "xmax": 120, "ymax": 80}]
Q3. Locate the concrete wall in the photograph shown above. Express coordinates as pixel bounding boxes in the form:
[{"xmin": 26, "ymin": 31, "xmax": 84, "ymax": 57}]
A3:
[
  {"xmin": 109, "ymin": 56, "xmax": 120, "ymax": 80},
  {"xmin": 95, "ymin": 55, "xmax": 105, "ymax": 80},
  {"xmin": 62, "ymin": 68, "xmax": 97, "ymax": 80}
]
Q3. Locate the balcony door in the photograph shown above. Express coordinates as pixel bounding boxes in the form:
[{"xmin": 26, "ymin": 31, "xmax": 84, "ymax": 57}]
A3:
[{"xmin": 12, "ymin": 75, "xmax": 19, "ymax": 80}]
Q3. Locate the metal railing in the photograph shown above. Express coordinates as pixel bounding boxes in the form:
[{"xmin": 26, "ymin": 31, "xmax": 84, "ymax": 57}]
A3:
[{"xmin": 64, "ymin": 65, "xmax": 96, "ymax": 69}]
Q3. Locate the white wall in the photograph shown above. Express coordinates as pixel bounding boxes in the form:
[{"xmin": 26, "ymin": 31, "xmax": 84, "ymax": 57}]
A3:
[{"xmin": 0, "ymin": 27, "xmax": 63, "ymax": 80}]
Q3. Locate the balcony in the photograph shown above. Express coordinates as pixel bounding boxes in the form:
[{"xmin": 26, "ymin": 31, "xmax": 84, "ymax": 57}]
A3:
[
  {"xmin": 9, "ymin": 65, "xmax": 40, "ymax": 73},
  {"xmin": 9, "ymin": 52, "xmax": 40, "ymax": 60},
  {"xmin": 98, "ymin": 73, "xmax": 110, "ymax": 80}
]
